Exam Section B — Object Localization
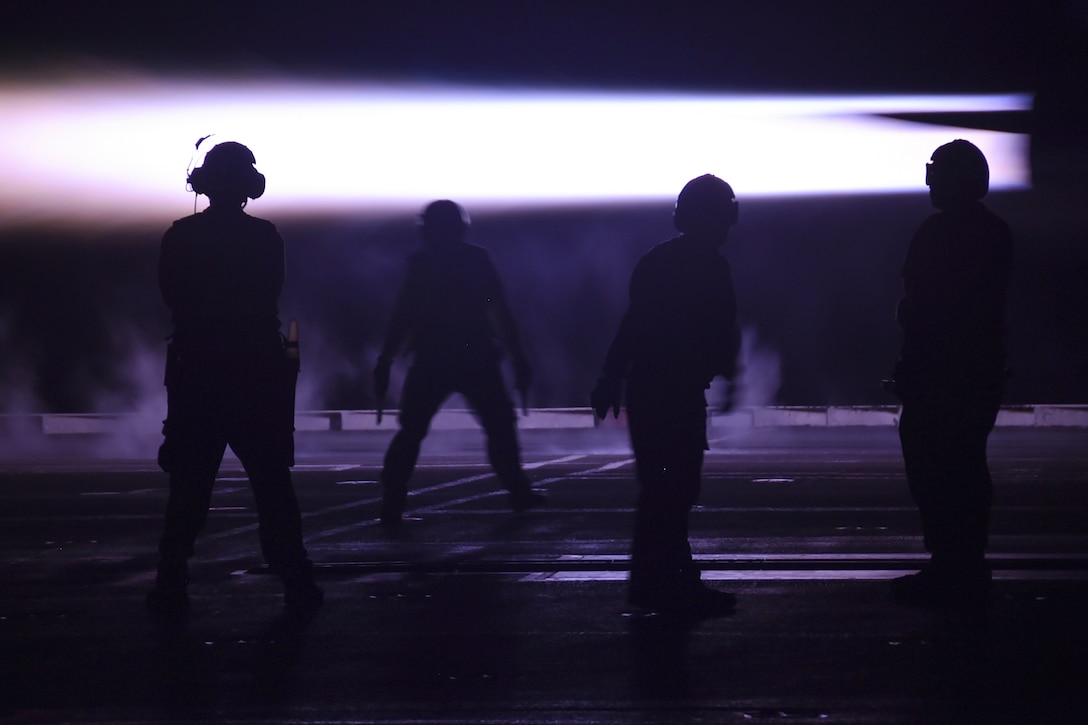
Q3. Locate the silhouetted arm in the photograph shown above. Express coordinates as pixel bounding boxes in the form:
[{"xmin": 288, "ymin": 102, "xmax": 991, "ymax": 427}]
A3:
[
  {"xmin": 601, "ymin": 307, "xmax": 638, "ymax": 381},
  {"xmin": 158, "ymin": 224, "xmax": 186, "ymax": 313},
  {"xmin": 481, "ymin": 256, "xmax": 533, "ymax": 402},
  {"xmin": 592, "ymin": 257, "xmax": 648, "ymax": 418},
  {"xmin": 379, "ymin": 283, "xmax": 412, "ymax": 362},
  {"xmin": 589, "ymin": 308, "xmax": 636, "ymax": 419},
  {"xmin": 374, "ymin": 265, "xmax": 416, "ymax": 408},
  {"xmin": 487, "ymin": 285, "xmax": 528, "ymax": 365},
  {"xmin": 602, "ymin": 251, "xmax": 652, "ymax": 381}
]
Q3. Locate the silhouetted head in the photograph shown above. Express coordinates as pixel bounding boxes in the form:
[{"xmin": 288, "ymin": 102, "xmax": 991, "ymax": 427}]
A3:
[
  {"xmin": 926, "ymin": 140, "xmax": 989, "ymax": 210},
  {"xmin": 187, "ymin": 141, "xmax": 266, "ymax": 204},
  {"xmin": 673, "ymin": 174, "xmax": 738, "ymax": 242},
  {"xmin": 420, "ymin": 200, "xmax": 470, "ymax": 246}
]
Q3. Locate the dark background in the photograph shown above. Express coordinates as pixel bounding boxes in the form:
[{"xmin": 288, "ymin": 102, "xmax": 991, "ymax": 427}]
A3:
[{"xmin": 1, "ymin": 1, "xmax": 1086, "ymax": 412}]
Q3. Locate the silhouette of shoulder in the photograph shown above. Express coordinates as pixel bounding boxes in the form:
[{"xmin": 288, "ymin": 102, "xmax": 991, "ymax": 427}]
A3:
[
  {"xmin": 904, "ymin": 203, "xmax": 1013, "ymax": 287},
  {"xmin": 608, "ymin": 235, "xmax": 738, "ymax": 384},
  {"xmin": 630, "ymin": 235, "xmax": 733, "ymax": 304},
  {"xmin": 404, "ymin": 241, "xmax": 501, "ymax": 295},
  {"xmin": 159, "ymin": 208, "xmax": 284, "ymax": 332},
  {"xmin": 409, "ymin": 240, "xmax": 493, "ymax": 266},
  {"xmin": 166, "ymin": 209, "xmax": 278, "ymax": 239},
  {"xmin": 913, "ymin": 201, "xmax": 1010, "ymax": 245}
]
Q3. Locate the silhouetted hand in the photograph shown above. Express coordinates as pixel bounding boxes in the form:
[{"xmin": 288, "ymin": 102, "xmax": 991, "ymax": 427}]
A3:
[
  {"xmin": 374, "ymin": 355, "xmax": 392, "ymax": 398},
  {"xmin": 591, "ymin": 376, "xmax": 622, "ymax": 419}
]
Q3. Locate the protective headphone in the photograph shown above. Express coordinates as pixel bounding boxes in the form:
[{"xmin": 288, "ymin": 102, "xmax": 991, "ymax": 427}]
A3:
[{"xmin": 186, "ymin": 140, "xmax": 266, "ymax": 200}]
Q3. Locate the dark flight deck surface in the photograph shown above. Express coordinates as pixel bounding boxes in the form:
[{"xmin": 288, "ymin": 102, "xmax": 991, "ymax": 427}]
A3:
[{"xmin": 2, "ymin": 423, "xmax": 1086, "ymax": 723}]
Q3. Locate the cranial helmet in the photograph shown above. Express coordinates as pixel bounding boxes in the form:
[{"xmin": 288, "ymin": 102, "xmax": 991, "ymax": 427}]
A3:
[
  {"xmin": 926, "ymin": 139, "xmax": 989, "ymax": 202},
  {"xmin": 187, "ymin": 141, "xmax": 266, "ymax": 200},
  {"xmin": 420, "ymin": 200, "xmax": 470, "ymax": 244},
  {"xmin": 673, "ymin": 174, "xmax": 738, "ymax": 235}
]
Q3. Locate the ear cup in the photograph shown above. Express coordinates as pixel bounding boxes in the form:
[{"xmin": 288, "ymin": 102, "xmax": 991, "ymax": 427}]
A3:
[
  {"xmin": 246, "ymin": 169, "xmax": 266, "ymax": 200},
  {"xmin": 186, "ymin": 142, "xmax": 266, "ymax": 200},
  {"xmin": 186, "ymin": 165, "xmax": 210, "ymax": 195}
]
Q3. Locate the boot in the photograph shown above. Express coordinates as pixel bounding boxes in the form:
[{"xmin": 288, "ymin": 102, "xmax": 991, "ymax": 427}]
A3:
[
  {"xmin": 146, "ymin": 561, "xmax": 190, "ymax": 618},
  {"xmin": 509, "ymin": 487, "xmax": 546, "ymax": 513}
]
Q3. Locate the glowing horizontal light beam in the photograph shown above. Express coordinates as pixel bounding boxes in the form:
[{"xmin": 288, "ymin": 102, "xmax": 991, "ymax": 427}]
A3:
[{"xmin": 0, "ymin": 79, "xmax": 1031, "ymax": 228}]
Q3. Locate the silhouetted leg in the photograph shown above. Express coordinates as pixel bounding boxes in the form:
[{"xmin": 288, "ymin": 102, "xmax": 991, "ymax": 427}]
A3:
[
  {"xmin": 901, "ymin": 397, "xmax": 997, "ymax": 559},
  {"xmin": 226, "ymin": 360, "xmax": 323, "ymax": 615},
  {"xmin": 157, "ymin": 455, "xmax": 222, "ymax": 564},
  {"xmin": 149, "ymin": 437, "xmax": 225, "ymax": 615},
  {"xmin": 896, "ymin": 393, "xmax": 999, "ymax": 606},
  {"xmin": 380, "ymin": 365, "xmax": 449, "ymax": 522},
  {"xmin": 628, "ymin": 445, "xmax": 703, "ymax": 593},
  {"xmin": 460, "ymin": 364, "xmax": 538, "ymax": 509},
  {"xmin": 232, "ymin": 450, "xmax": 308, "ymax": 571},
  {"xmin": 150, "ymin": 360, "xmax": 233, "ymax": 615},
  {"xmin": 899, "ymin": 402, "xmax": 945, "ymax": 554},
  {"xmin": 155, "ymin": 435, "xmax": 220, "ymax": 557},
  {"xmin": 234, "ymin": 452, "xmax": 321, "ymax": 614},
  {"xmin": 626, "ymin": 393, "xmax": 721, "ymax": 613},
  {"xmin": 666, "ymin": 451, "xmax": 704, "ymax": 583},
  {"xmin": 630, "ymin": 477, "xmax": 696, "ymax": 589},
  {"xmin": 627, "ymin": 402, "xmax": 676, "ymax": 596},
  {"xmin": 960, "ymin": 396, "xmax": 999, "ymax": 555},
  {"xmin": 933, "ymin": 396, "xmax": 998, "ymax": 595}
]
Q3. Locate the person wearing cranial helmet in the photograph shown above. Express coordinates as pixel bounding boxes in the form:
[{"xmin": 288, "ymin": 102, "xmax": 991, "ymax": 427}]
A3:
[
  {"xmin": 890, "ymin": 139, "xmax": 1013, "ymax": 610},
  {"xmin": 591, "ymin": 174, "xmax": 742, "ymax": 618},
  {"xmin": 373, "ymin": 199, "xmax": 543, "ymax": 526},
  {"xmin": 148, "ymin": 140, "xmax": 323, "ymax": 621}
]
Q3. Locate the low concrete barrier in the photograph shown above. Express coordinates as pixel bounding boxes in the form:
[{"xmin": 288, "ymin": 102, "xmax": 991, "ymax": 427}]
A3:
[{"xmin": 3, "ymin": 404, "xmax": 1087, "ymax": 435}]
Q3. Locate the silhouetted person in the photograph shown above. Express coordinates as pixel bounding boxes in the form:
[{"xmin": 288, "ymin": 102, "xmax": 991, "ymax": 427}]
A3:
[
  {"xmin": 374, "ymin": 200, "xmax": 543, "ymax": 525},
  {"xmin": 591, "ymin": 175, "xmax": 741, "ymax": 617},
  {"xmin": 147, "ymin": 141, "xmax": 322, "ymax": 619},
  {"xmin": 890, "ymin": 139, "xmax": 1013, "ymax": 609}
]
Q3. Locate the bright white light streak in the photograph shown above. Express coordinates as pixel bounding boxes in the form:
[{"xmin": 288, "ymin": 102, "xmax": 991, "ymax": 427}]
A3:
[{"xmin": 0, "ymin": 79, "xmax": 1031, "ymax": 228}]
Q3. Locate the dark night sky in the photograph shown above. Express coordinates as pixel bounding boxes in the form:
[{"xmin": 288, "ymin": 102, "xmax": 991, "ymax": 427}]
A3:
[
  {"xmin": 0, "ymin": 1, "xmax": 1064, "ymax": 92},
  {"xmin": 2, "ymin": 1, "xmax": 1087, "ymax": 413}
]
